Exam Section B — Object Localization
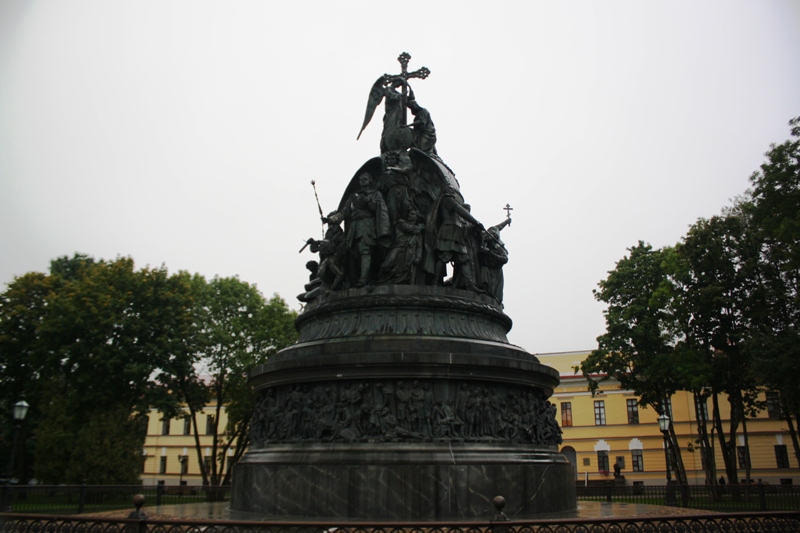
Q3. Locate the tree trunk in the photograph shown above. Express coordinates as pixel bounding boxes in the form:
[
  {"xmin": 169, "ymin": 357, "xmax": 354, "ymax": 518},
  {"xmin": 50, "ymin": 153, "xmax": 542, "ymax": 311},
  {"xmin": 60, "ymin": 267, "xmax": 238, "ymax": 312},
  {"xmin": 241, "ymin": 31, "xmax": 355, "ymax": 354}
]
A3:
[
  {"xmin": 712, "ymin": 392, "xmax": 738, "ymax": 487},
  {"xmin": 188, "ymin": 407, "xmax": 210, "ymax": 486},
  {"xmin": 668, "ymin": 425, "xmax": 688, "ymax": 485},
  {"xmin": 694, "ymin": 393, "xmax": 717, "ymax": 488},
  {"xmin": 209, "ymin": 380, "xmax": 224, "ymax": 488},
  {"xmin": 782, "ymin": 398, "xmax": 800, "ymax": 466},
  {"xmin": 741, "ymin": 409, "xmax": 752, "ymax": 485}
]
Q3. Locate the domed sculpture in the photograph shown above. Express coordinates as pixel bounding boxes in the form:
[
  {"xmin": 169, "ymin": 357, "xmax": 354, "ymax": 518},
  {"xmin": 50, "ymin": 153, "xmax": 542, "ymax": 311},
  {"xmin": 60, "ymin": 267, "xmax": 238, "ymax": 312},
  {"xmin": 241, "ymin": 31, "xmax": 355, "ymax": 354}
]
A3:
[{"xmin": 230, "ymin": 53, "xmax": 576, "ymax": 521}]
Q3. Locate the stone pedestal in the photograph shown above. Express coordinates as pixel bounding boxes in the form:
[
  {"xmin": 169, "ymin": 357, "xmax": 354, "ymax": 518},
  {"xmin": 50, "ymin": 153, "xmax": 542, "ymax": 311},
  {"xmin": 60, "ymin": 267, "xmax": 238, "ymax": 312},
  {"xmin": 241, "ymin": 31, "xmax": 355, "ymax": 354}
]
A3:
[
  {"xmin": 234, "ymin": 444, "xmax": 574, "ymax": 520},
  {"xmin": 231, "ymin": 285, "xmax": 576, "ymax": 520}
]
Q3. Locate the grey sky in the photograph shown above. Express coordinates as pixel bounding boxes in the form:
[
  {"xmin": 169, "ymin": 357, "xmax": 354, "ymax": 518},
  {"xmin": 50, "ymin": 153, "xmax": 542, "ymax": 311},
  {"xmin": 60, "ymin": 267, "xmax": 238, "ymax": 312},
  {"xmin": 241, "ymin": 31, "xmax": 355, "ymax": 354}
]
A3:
[{"xmin": 1, "ymin": 1, "xmax": 798, "ymax": 354}]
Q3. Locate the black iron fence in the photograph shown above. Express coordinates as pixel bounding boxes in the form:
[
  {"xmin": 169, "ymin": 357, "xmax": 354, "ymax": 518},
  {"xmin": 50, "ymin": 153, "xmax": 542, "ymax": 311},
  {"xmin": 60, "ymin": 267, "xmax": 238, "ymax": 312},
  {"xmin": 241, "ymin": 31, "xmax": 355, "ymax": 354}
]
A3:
[
  {"xmin": 0, "ymin": 485, "xmax": 231, "ymax": 514},
  {"xmin": 3, "ymin": 482, "xmax": 799, "ymax": 515},
  {"xmin": 1, "ymin": 512, "xmax": 800, "ymax": 533},
  {"xmin": 577, "ymin": 482, "xmax": 800, "ymax": 511}
]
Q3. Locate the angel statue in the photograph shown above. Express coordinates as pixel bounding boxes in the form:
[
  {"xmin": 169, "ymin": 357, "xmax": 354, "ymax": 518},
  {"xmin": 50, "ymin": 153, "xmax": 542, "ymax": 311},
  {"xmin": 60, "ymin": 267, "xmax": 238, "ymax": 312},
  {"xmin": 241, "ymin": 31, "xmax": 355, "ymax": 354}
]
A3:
[{"xmin": 357, "ymin": 52, "xmax": 430, "ymax": 154}]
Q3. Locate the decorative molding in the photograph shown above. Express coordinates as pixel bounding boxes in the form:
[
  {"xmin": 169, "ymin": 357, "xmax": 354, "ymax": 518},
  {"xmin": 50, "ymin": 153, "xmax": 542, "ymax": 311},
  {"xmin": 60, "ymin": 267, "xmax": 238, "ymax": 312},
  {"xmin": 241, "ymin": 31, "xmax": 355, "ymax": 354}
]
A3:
[
  {"xmin": 250, "ymin": 378, "xmax": 562, "ymax": 447},
  {"xmin": 295, "ymin": 291, "xmax": 512, "ymax": 343},
  {"xmin": 593, "ymin": 439, "xmax": 610, "ymax": 452}
]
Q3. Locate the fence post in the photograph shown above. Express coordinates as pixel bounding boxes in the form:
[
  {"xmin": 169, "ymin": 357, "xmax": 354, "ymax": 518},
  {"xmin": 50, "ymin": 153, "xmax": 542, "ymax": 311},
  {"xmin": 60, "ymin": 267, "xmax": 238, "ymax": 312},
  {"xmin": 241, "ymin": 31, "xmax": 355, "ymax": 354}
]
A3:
[
  {"xmin": 78, "ymin": 483, "xmax": 86, "ymax": 514},
  {"xmin": 680, "ymin": 483, "xmax": 689, "ymax": 507},
  {"xmin": 155, "ymin": 482, "xmax": 164, "ymax": 507},
  {"xmin": 489, "ymin": 495, "xmax": 510, "ymax": 533},
  {"xmin": 2, "ymin": 483, "xmax": 9, "ymax": 512},
  {"xmin": 606, "ymin": 481, "xmax": 612, "ymax": 502},
  {"xmin": 758, "ymin": 480, "xmax": 767, "ymax": 510},
  {"xmin": 130, "ymin": 494, "xmax": 148, "ymax": 533}
]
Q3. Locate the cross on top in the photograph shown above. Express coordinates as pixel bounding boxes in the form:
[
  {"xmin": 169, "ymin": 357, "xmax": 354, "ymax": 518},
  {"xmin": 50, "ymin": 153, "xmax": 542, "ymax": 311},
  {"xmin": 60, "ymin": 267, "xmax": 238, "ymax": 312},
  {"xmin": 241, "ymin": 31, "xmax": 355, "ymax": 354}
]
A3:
[
  {"xmin": 384, "ymin": 52, "xmax": 430, "ymax": 85},
  {"xmin": 504, "ymin": 203, "xmax": 513, "ymax": 219}
]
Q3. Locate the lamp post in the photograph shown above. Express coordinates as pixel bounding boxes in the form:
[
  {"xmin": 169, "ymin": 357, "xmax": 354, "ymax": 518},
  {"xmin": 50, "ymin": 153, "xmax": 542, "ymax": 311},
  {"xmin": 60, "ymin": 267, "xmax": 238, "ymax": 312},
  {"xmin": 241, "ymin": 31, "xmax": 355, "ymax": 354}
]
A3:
[
  {"xmin": 4, "ymin": 399, "xmax": 30, "ymax": 511},
  {"xmin": 658, "ymin": 411, "xmax": 676, "ymax": 505}
]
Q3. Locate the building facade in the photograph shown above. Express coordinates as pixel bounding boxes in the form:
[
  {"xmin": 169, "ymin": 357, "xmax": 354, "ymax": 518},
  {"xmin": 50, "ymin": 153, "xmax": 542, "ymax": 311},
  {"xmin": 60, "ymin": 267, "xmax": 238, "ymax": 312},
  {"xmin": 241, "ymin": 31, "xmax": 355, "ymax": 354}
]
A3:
[
  {"xmin": 141, "ymin": 405, "xmax": 233, "ymax": 486},
  {"xmin": 542, "ymin": 350, "xmax": 799, "ymax": 486}
]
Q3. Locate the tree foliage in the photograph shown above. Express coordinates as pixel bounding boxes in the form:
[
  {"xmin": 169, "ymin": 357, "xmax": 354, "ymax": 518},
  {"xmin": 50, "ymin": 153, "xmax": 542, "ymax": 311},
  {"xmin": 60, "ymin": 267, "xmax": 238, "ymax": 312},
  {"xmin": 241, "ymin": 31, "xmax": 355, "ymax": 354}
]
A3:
[
  {"xmin": 749, "ymin": 117, "xmax": 800, "ymax": 272},
  {"xmin": 173, "ymin": 277, "xmax": 297, "ymax": 493},
  {"xmin": 584, "ymin": 243, "xmax": 684, "ymax": 402},
  {"xmin": 0, "ymin": 271, "xmax": 52, "ymax": 481},
  {"xmin": 745, "ymin": 117, "xmax": 800, "ymax": 464},
  {"xmin": 581, "ymin": 242, "xmax": 693, "ymax": 484},
  {"xmin": 1, "ymin": 256, "xmax": 297, "ymax": 485},
  {"xmin": 584, "ymin": 117, "xmax": 800, "ymax": 488},
  {"xmin": 3, "ymin": 255, "xmax": 199, "ymax": 483},
  {"xmin": 679, "ymin": 206, "xmax": 764, "ymax": 486}
]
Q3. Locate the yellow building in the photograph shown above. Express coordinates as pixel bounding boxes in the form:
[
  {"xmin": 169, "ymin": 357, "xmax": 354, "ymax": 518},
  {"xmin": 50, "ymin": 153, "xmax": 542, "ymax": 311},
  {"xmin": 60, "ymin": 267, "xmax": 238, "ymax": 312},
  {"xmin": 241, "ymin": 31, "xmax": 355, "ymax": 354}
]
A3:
[
  {"xmin": 541, "ymin": 350, "xmax": 799, "ymax": 486},
  {"xmin": 141, "ymin": 405, "xmax": 233, "ymax": 486}
]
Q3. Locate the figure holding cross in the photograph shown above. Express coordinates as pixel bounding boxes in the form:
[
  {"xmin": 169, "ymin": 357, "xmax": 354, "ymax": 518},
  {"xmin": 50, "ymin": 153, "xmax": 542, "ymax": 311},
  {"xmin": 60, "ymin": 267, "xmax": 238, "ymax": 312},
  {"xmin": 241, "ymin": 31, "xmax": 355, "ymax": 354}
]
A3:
[
  {"xmin": 383, "ymin": 52, "xmax": 431, "ymax": 126},
  {"xmin": 478, "ymin": 208, "xmax": 513, "ymax": 303},
  {"xmin": 357, "ymin": 52, "xmax": 430, "ymax": 153}
]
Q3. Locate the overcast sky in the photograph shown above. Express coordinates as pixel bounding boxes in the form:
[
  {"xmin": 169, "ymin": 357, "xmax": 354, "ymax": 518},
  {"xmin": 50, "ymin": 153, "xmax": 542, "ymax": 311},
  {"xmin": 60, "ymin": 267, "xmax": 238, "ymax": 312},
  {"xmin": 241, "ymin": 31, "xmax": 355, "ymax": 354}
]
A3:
[{"xmin": 1, "ymin": 1, "xmax": 798, "ymax": 355}]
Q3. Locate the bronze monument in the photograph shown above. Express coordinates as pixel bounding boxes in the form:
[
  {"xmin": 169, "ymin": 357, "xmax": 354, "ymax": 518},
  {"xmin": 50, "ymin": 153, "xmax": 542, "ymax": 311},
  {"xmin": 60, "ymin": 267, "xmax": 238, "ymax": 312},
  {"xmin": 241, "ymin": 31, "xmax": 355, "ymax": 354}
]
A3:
[{"xmin": 231, "ymin": 53, "xmax": 575, "ymax": 520}]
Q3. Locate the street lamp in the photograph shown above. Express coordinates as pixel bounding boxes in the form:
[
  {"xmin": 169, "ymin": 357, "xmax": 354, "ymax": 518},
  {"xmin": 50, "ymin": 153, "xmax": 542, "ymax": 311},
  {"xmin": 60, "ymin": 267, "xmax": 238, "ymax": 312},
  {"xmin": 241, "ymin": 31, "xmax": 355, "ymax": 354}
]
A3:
[
  {"xmin": 658, "ymin": 411, "xmax": 676, "ymax": 505},
  {"xmin": 7, "ymin": 400, "xmax": 30, "ymax": 477},
  {"xmin": 12, "ymin": 401, "xmax": 29, "ymax": 424},
  {"xmin": 14, "ymin": 400, "xmax": 30, "ymax": 424},
  {"xmin": 4, "ymin": 398, "xmax": 30, "ymax": 511}
]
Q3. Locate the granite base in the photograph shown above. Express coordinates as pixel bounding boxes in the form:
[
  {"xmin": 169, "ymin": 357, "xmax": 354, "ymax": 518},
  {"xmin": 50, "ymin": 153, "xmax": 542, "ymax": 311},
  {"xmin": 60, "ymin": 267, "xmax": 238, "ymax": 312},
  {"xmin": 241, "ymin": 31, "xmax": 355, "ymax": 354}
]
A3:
[{"xmin": 231, "ymin": 443, "xmax": 576, "ymax": 520}]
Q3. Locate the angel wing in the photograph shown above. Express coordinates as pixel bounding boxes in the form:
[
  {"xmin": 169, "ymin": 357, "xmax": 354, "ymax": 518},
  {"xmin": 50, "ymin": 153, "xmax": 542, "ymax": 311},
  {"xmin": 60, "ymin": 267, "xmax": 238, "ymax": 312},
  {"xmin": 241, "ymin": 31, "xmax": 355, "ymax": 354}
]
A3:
[
  {"xmin": 408, "ymin": 149, "xmax": 460, "ymax": 209},
  {"xmin": 357, "ymin": 77, "xmax": 387, "ymax": 140}
]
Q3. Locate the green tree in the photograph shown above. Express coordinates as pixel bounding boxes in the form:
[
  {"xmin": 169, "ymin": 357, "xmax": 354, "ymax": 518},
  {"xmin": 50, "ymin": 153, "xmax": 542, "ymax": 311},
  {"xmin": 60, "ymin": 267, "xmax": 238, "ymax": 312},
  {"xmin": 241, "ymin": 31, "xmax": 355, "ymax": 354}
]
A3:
[
  {"xmin": 0, "ymin": 254, "xmax": 197, "ymax": 484},
  {"xmin": 679, "ymin": 209, "xmax": 764, "ymax": 487},
  {"xmin": 582, "ymin": 117, "xmax": 800, "ymax": 489},
  {"xmin": 36, "ymin": 398, "xmax": 146, "ymax": 485},
  {"xmin": 172, "ymin": 277, "xmax": 297, "ymax": 497},
  {"xmin": 581, "ymin": 242, "xmax": 693, "ymax": 485},
  {"xmin": 746, "ymin": 116, "xmax": 800, "ymax": 464},
  {"xmin": 749, "ymin": 117, "xmax": 800, "ymax": 271},
  {"xmin": 0, "ymin": 271, "xmax": 53, "ymax": 482}
]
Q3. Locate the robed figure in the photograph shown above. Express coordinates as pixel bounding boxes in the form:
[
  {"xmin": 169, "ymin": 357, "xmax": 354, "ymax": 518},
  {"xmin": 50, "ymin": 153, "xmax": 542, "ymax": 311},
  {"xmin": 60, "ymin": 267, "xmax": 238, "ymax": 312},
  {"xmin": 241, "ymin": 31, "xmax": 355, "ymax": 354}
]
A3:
[
  {"xmin": 479, "ymin": 218, "xmax": 511, "ymax": 302},
  {"xmin": 428, "ymin": 187, "xmax": 484, "ymax": 291},
  {"xmin": 328, "ymin": 172, "xmax": 391, "ymax": 287},
  {"xmin": 379, "ymin": 209, "xmax": 424, "ymax": 285}
]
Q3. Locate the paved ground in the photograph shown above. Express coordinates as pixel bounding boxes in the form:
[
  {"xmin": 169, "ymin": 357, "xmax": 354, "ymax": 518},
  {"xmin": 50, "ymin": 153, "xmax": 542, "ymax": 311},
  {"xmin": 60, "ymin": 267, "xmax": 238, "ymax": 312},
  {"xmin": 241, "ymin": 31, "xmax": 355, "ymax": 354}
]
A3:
[{"xmin": 87, "ymin": 500, "xmax": 715, "ymax": 521}]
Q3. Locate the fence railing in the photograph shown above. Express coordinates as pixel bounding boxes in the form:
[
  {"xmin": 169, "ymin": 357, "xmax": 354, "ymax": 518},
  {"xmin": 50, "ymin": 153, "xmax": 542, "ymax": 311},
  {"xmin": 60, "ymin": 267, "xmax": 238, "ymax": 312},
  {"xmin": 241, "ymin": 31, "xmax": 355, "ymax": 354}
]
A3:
[
  {"xmin": 577, "ymin": 482, "xmax": 800, "ymax": 511},
  {"xmin": 3, "ymin": 482, "xmax": 798, "ymax": 515},
  {"xmin": 1, "ymin": 511, "xmax": 800, "ymax": 533},
  {"xmin": 0, "ymin": 484, "xmax": 231, "ymax": 514}
]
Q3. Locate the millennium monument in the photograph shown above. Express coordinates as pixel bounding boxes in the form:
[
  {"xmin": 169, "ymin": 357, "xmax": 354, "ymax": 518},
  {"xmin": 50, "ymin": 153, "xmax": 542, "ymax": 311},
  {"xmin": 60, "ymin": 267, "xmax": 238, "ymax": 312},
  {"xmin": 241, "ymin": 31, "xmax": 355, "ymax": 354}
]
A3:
[{"xmin": 230, "ymin": 53, "xmax": 576, "ymax": 520}]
